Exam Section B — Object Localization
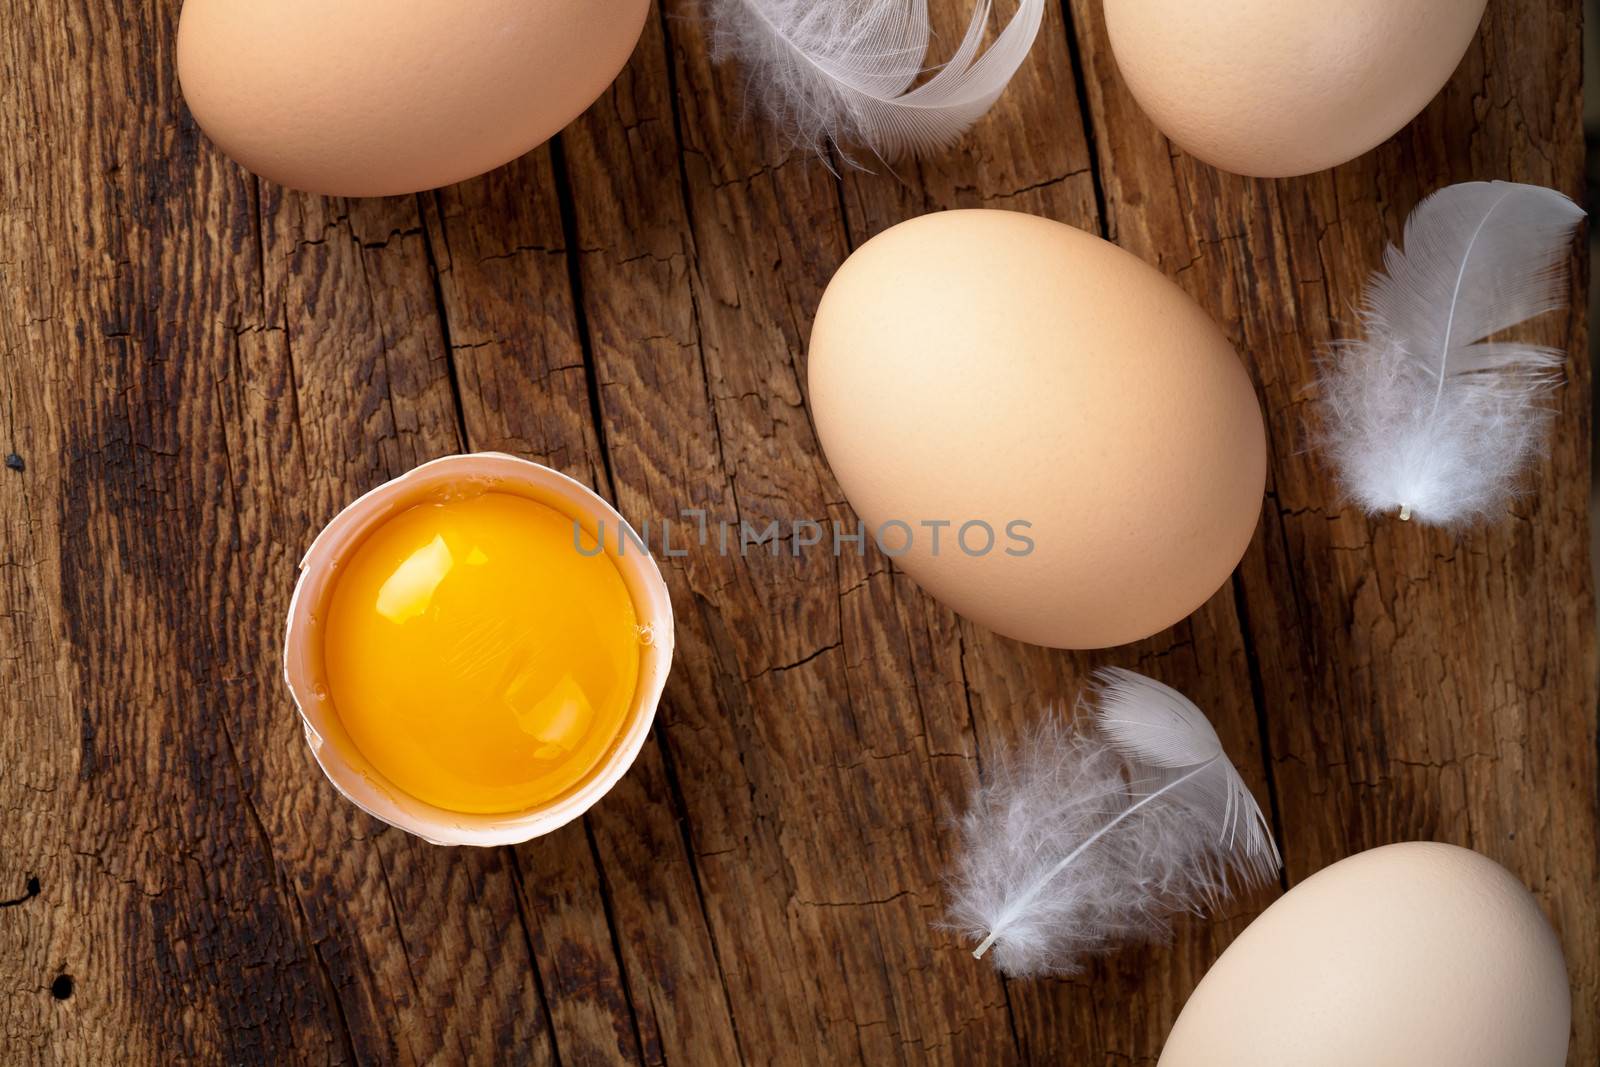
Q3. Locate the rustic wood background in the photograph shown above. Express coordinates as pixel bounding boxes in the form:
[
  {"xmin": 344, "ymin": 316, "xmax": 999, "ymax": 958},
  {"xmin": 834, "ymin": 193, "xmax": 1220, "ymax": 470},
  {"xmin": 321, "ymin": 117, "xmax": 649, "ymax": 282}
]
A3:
[{"xmin": 2, "ymin": 1, "xmax": 1594, "ymax": 1063}]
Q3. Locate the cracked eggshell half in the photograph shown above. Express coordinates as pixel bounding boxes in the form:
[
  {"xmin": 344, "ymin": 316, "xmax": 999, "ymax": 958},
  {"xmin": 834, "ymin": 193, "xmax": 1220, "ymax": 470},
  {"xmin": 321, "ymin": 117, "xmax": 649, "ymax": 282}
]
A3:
[
  {"xmin": 807, "ymin": 209, "xmax": 1265, "ymax": 650},
  {"xmin": 1106, "ymin": 0, "xmax": 1488, "ymax": 177},
  {"xmin": 1159, "ymin": 843, "xmax": 1571, "ymax": 1067},
  {"xmin": 283, "ymin": 453, "xmax": 674, "ymax": 846},
  {"xmin": 178, "ymin": 0, "xmax": 650, "ymax": 196}
]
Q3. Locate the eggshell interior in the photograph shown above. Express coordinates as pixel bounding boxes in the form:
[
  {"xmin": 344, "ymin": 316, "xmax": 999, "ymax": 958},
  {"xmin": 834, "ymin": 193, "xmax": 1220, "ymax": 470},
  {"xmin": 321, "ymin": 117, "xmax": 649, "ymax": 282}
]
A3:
[
  {"xmin": 1159, "ymin": 843, "xmax": 1572, "ymax": 1067},
  {"xmin": 807, "ymin": 209, "xmax": 1265, "ymax": 650},
  {"xmin": 283, "ymin": 453, "xmax": 674, "ymax": 846},
  {"xmin": 1106, "ymin": 0, "xmax": 1488, "ymax": 177},
  {"xmin": 178, "ymin": 0, "xmax": 650, "ymax": 196}
]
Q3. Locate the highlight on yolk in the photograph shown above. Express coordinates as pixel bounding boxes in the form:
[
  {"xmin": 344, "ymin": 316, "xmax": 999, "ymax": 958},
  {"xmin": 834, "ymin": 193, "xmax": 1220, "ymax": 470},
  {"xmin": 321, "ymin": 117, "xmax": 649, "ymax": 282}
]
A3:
[{"xmin": 321, "ymin": 491, "xmax": 642, "ymax": 814}]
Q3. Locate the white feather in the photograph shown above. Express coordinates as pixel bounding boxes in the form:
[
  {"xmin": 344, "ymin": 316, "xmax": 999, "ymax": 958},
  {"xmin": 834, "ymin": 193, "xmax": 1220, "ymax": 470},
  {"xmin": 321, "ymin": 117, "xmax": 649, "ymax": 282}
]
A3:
[
  {"xmin": 946, "ymin": 668, "xmax": 1279, "ymax": 978},
  {"xmin": 1320, "ymin": 181, "xmax": 1585, "ymax": 526},
  {"xmin": 705, "ymin": 0, "xmax": 1047, "ymax": 159}
]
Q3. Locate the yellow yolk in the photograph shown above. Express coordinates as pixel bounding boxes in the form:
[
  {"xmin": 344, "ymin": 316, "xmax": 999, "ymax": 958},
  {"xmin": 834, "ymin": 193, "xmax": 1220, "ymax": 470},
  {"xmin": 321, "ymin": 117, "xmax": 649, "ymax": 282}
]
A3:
[{"xmin": 322, "ymin": 491, "xmax": 641, "ymax": 814}]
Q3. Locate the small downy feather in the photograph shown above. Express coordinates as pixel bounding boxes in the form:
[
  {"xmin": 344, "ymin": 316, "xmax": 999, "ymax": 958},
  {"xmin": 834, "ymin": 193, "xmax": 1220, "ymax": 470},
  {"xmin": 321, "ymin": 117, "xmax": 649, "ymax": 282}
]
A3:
[
  {"xmin": 705, "ymin": 0, "xmax": 1046, "ymax": 159},
  {"xmin": 1319, "ymin": 181, "xmax": 1585, "ymax": 526},
  {"xmin": 946, "ymin": 669, "xmax": 1279, "ymax": 979}
]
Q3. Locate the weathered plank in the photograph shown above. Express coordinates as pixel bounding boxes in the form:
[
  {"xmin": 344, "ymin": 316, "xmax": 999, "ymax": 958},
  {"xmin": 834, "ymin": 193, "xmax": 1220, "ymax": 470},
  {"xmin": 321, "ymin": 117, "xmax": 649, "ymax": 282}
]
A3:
[
  {"xmin": 1068, "ymin": 0, "xmax": 1599, "ymax": 1060},
  {"xmin": 831, "ymin": 2, "xmax": 1279, "ymax": 1063},
  {"xmin": 422, "ymin": 135, "xmax": 741, "ymax": 1065},
  {"xmin": 569, "ymin": 5, "xmax": 1010, "ymax": 1060},
  {"xmin": 2, "ymin": 3, "xmax": 601, "ymax": 1062}
]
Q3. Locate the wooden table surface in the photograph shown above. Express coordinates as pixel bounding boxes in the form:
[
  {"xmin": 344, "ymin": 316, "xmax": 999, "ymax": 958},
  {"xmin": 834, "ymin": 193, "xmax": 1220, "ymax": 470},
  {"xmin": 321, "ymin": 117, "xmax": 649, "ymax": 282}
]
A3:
[{"xmin": 2, "ymin": 1, "xmax": 1595, "ymax": 1063}]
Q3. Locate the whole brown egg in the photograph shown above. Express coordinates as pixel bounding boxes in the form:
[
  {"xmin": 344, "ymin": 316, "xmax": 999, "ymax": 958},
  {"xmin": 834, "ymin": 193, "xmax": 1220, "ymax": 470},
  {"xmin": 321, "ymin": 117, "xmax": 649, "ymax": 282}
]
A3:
[
  {"xmin": 178, "ymin": 0, "xmax": 650, "ymax": 196},
  {"xmin": 807, "ymin": 210, "xmax": 1265, "ymax": 650},
  {"xmin": 1105, "ymin": 0, "xmax": 1488, "ymax": 177}
]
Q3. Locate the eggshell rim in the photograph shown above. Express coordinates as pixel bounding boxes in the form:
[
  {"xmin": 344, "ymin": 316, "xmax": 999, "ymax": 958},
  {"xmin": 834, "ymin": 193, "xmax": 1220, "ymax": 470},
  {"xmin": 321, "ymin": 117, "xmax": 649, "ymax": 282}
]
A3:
[{"xmin": 283, "ymin": 452, "xmax": 675, "ymax": 847}]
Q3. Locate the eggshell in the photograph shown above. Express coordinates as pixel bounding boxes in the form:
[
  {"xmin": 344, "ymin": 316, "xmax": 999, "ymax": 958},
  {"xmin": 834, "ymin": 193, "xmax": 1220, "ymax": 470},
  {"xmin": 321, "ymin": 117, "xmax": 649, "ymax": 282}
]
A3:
[
  {"xmin": 177, "ymin": 0, "xmax": 650, "ymax": 197},
  {"xmin": 1160, "ymin": 843, "xmax": 1571, "ymax": 1067},
  {"xmin": 807, "ymin": 209, "xmax": 1264, "ymax": 650},
  {"xmin": 283, "ymin": 453, "xmax": 674, "ymax": 846},
  {"xmin": 1105, "ymin": 0, "xmax": 1488, "ymax": 177}
]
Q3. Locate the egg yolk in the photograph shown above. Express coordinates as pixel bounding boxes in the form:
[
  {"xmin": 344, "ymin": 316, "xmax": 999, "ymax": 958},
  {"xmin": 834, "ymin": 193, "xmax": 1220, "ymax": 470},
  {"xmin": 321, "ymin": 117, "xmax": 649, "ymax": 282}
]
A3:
[{"xmin": 322, "ymin": 491, "xmax": 641, "ymax": 814}]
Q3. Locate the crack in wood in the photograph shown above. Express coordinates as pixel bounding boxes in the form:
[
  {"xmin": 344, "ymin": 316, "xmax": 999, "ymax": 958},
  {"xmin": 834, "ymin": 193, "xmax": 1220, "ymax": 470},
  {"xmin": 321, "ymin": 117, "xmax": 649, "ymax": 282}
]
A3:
[{"xmin": 0, "ymin": 875, "xmax": 41, "ymax": 908}]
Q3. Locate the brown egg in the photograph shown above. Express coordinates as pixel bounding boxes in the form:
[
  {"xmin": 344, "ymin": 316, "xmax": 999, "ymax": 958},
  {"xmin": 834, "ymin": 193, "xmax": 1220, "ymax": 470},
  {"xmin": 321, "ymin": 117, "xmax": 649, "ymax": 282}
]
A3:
[
  {"xmin": 177, "ymin": 0, "xmax": 650, "ymax": 197},
  {"xmin": 1160, "ymin": 844, "xmax": 1571, "ymax": 1066},
  {"xmin": 807, "ymin": 210, "xmax": 1265, "ymax": 650},
  {"xmin": 1106, "ymin": 0, "xmax": 1487, "ymax": 177}
]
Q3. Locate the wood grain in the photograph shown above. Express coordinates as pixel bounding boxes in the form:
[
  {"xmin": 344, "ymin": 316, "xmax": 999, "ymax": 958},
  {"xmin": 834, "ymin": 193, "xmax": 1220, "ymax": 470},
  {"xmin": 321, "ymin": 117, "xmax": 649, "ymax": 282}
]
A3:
[{"xmin": 0, "ymin": 0, "xmax": 1592, "ymax": 1063}]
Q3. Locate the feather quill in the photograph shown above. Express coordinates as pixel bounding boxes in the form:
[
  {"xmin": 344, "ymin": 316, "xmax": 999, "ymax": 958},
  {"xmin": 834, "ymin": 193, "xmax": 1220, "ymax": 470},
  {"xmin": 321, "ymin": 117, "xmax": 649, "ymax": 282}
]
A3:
[
  {"xmin": 946, "ymin": 669, "xmax": 1279, "ymax": 978},
  {"xmin": 1320, "ymin": 181, "xmax": 1585, "ymax": 525},
  {"xmin": 705, "ymin": 0, "xmax": 1046, "ymax": 159}
]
